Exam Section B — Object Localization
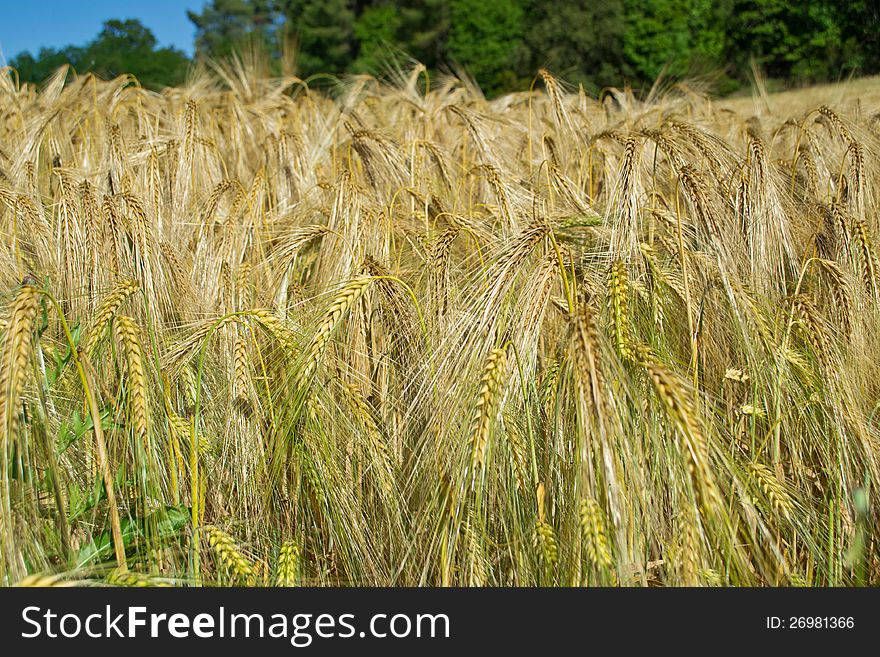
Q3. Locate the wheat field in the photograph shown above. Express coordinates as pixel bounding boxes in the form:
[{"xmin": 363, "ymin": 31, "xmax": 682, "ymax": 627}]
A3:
[{"xmin": 1, "ymin": 61, "xmax": 879, "ymax": 587}]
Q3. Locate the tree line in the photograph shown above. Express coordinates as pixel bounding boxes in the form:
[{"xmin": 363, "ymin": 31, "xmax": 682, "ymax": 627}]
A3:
[{"xmin": 9, "ymin": 0, "xmax": 880, "ymax": 96}]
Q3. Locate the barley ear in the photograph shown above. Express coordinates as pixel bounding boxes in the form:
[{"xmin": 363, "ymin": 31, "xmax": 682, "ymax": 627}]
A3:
[
  {"xmin": 470, "ymin": 347, "xmax": 508, "ymax": 475},
  {"xmin": 275, "ymin": 540, "xmax": 300, "ymax": 586}
]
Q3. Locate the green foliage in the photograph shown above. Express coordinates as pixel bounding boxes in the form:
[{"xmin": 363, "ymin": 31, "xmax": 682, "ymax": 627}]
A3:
[
  {"xmin": 11, "ymin": 49, "xmax": 79, "ymax": 85},
  {"xmin": 349, "ymin": 0, "xmax": 452, "ymax": 76},
  {"xmin": 623, "ymin": 0, "xmax": 729, "ymax": 82},
  {"xmin": 395, "ymin": 0, "xmax": 450, "ymax": 70},
  {"xmin": 522, "ymin": 0, "xmax": 626, "ymax": 92},
  {"xmin": 279, "ymin": 0, "xmax": 356, "ymax": 77},
  {"xmin": 9, "ymin": 0, "xmax": 880, "ymax": 96},
  {"xmin": 726, "ymin": 0, "xmax": 842, "ymax": 82},
  {"xmin": 447, "ymin": 0, "xmax": 527, "ymax": 95},
  {"xmin": 352, "ymin": 4, "xmax": 404, "ymax": 74},
  {"xmin": 83, "ymin": 20, "xmax": 190, "ymax": 88},
  {"xmin": 834, "ymin": 1, "xmax": 880, "ymax": 73},
  {"xmin": 11, "ymin": 19, "xmax": 189, "ymax": 89},
  {"xmin": 188, "ymin": 0, "xmax": 278, "ymax": 58}
]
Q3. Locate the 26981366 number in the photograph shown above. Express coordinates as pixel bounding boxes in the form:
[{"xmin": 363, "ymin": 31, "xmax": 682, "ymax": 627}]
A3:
[{"xmin": 788, "ymin": 617, "xmax": 854, "ymax": 629}]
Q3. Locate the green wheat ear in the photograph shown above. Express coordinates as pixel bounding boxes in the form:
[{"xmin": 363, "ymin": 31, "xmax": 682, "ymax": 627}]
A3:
[{"xmin": 275, "ymin": 540, "xmax": 300, "ymax": 587}]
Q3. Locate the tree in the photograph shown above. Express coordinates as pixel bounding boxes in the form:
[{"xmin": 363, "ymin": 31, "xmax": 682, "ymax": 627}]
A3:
[
  {"xmin": 725, "ymin": 0, "xmax": 842, "ymax": 82},
  {"xmin": 10, "ymin": 47, "xmax": 82, "ymax": 85},
  {"xmin": 832, "ymin": 1, "xmax": 879, "ymax": 75},
  {"xmin": 395, "ymin": 0, "xmax": 450, "ymax": 70},
  {"xmin": 80, "ymin": 20, "xmax": 190, "ymax": 88},
  {"xmin": 623, "ymin": 0, "xmax": 729, "ymax": 84},
  {"xmin": 188, "ymin": 0, "xmax": 279, "ymax": 58},
  {"xmin": 523, "ymin": 0, "xmax": 626, "ymax": 92},
  {"xmin": 447, "ymin": 0, "xmax": 527, "ymax": 95},
  {"xmin": 277, "ymin": 0, "xmax": 356, "ymax": 77},
  {"xmin": 351, "ymin": 0, "xmax": 450, "ymax": 75},
  {"xmin": 352, "ymin": 3, "xmax": 404, "ymax": 74},
  {"xmin": 11, "ymin": 19, "xmax": 189, "ymax": 89}
]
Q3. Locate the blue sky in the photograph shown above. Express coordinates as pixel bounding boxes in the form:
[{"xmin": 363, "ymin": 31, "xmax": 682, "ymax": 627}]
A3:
[{"xmin": 0, "ymin": 0, "xmax": 203, "ymax": 63}]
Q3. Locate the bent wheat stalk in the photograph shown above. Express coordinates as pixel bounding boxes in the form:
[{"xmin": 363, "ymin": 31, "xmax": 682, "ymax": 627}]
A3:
[
  {"xmin": 297, "ymin": 276, "xmax": 372, "ymax": 386},
  {"xmin": 83, "ymin": 280, "xmax": 140, "ymax": 354}
]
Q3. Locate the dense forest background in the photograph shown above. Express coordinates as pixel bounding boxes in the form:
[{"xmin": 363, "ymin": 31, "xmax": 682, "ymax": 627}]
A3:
[{"xmin": 8, "ymin": 0, "xmax": 880, "ymax": 96}]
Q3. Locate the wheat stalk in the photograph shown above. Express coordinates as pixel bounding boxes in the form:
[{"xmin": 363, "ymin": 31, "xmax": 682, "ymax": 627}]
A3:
[
  {"xmin": 84, "ymin": 280, "xmax": 139, "ymax": 354},
  {"xmin": 470, "ymin": 347, "xmax": 508, "ymax": 472},
  {"xmin": 275, "ymin": 540, "xmax": 300, "ymax": 586},
  {"xmin": 814, "ymin": 258, "xmax": 852, "ymax": 338},
  {"xmin": 748, "ymin": 462, "xmax": 794, "ymax": 520},
  {"xmin": 0, "ymin": 285, "xmax": 39, "ymax": 441},
  {"xmin": 579, "ymin": 498, "xmax": 613, "ymax": 569},
  {"xmin": 298, "ymin": 277, "xmax": 372, "ymax": 385},
  {"xmin": 115, "ymin": 315, "xmax": 149, "ymax": 447},
  {"xmin": 607, "ymin": 259, "xmax": 632, "ymax": 362},
  {"xmin": 791, "ymin": 294, "xmax": 833, "ymax": 373},
  {"xmin": 233, "ymin": 326, "xmax": 250, "ymax": 405},
  {"xmin": 852, "ymin": 218, "xmax": 879, "ymax": 296},
  {"xmin": 637, "ymin": 346, "xmax": 721, "ymax": 514},
  {"xmin": 203, "ymin": 525, "xmax": 255, "ymax": 584},
  {"xmin": 533, "ymin": 520, "xmax": 559, "ymax": 574},
  {"xmin": 107, "ymin": 568, "xmax": 171, "ymax": 587}
]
